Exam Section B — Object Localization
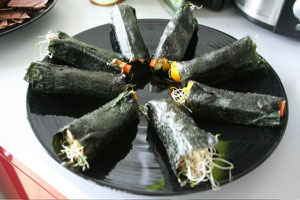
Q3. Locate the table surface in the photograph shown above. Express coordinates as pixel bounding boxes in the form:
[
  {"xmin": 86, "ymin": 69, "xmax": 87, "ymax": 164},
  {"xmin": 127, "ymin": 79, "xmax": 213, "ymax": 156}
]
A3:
[{"xmin": 0, "ymin": 0, "xmax": 300, "ymax": 199}]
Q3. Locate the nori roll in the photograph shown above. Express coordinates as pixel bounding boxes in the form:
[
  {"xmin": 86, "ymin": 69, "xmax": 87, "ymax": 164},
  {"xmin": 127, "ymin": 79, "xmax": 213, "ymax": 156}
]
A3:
[
  {"xmin": 52, "ymin": 91, "xmax": 139, "ymax": 170},
  {"xmin": 150, "ymin": 3, "xmax": 198, "ymax": 71},
  {"xmin": 170, "ymin": 36, "xmax": 266, "ymax": 85},
  {"xmin": 146, "ymin": 99, "xmax": 233, "ymax": 189},
  {"xmin": 47, "ymin": 31, "xmax": 128, "ymax": 74},
  {"xmin": 171, "ymin": 81, "xmax": 286, "ymax": 127},
  {"xmin": 24, "ymin": 61, "xmax": 127, "ymax": 99},
  {"xmin": 110, "ymin": 5, "xmax": 151, "ymax": 80},
  {"xmin": 111, "ymin": 4, "xmax": 150, "ymax": 63}
]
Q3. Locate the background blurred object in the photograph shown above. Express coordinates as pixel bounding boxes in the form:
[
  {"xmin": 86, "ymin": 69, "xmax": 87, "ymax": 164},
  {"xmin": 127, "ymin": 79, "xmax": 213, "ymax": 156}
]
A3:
[
  {"xmin": 234, "ymin": 0, "xmax": 300, "ymax": 39},
  {"xmin": 293, "ymin": 0, "xmax": 300, "ymax": 30},
  {"xmin": 90, "ymin": 0, "xmax": 124, "ymax": 6},
  {"xmin": 0, "ymin": 146, "xmax": 66, "ymax": 199},
  {"xmin": 189, "ymin": 0, "xmax": 225, "ymax": 11},
  {"xmin": 0, "ymin": 0, "xmax": 56, "ymax": 36},
  {"xmin": 0, "ymin": 190, "xmax": 5, "ymax": 199},
  {"xmin": 159, "ymin": 0, "xmax": 184, "ymax": 13},
  {"xmin": 160, "ymin": 0, "xmax": 226, "ymax": 13},
  {"xmin": 0, "ymin": 0, "xmax": 49, "ymax": 30}
]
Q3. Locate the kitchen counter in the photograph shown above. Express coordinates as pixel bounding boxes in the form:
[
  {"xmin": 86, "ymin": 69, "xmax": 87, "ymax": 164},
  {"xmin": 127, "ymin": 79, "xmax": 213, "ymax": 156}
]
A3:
[{"xmin": 0, "ymin": 0, "xmax": 300, "ymax": 199}]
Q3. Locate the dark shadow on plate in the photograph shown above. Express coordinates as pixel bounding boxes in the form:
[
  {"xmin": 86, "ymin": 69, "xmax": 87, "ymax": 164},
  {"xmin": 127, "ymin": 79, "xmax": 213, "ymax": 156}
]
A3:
[
  {"xmin": 193, "ymin": 117, "xmax": 284, "ymax": 179},
  {"xmin": 72, "ymin": 117, "xmax": 140, "ymax": 179},
  {"xmin": 27, "ymin": 86, "xmax": 109, "ymax": 118},
  {"xmin": 213, "ymin": 67, "xmax": 269, "ymax": 93},
  {"xmin": 44, "ymin": 56, "xmax": 69, "ymax": 66}
]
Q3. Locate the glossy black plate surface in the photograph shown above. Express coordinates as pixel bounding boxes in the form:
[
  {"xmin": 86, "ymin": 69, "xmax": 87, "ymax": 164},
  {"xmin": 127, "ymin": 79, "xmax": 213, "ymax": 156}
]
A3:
[
  {"xmin": 0, "ymin": 0, "xmax": 57, "ymax": 36},
  {"xmin": 26, "ymin": 19, "xmax": 288, "ymax": 195}
]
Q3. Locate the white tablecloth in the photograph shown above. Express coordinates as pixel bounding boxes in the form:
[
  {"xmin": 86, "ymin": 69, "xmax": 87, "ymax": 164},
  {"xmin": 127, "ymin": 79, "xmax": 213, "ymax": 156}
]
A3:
[{"xmin": 0, "ymin": 0, "xmax": 299, "ymax": 199}]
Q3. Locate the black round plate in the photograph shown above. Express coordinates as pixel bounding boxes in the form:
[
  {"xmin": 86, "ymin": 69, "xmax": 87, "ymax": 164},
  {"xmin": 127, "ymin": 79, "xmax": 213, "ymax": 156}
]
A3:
[
  {"xmin": 26, "ymin": 19, "xmax": 288, "ymax": 195},
  {"xmin": 0, "ymin": 0, "xmax": 57, "ymax": 36}
]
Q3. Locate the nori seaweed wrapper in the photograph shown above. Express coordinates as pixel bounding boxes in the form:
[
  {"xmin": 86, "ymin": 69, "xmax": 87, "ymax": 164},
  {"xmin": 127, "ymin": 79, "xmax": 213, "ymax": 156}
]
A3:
[
  {"xmin": 48, "ymin": 32, "xmax": 127, "ymax": 74},
  {"xmin": 111, "ymin": 4, "xmax": 150, "ymax": 63},
  {"xmin": 152, "ymin": 3, "xmax": 198, "ymax": 62},
  {"xmin": 146, "ymin": 126, "xmax": 182, "ymax": 191},
  {"xmin": 146, "ymin": 99, "xmax": 218, "ymax": 180},
  {"xmin": 52, "ymin": 91, "xmax": 139, "ymax": 166},
  {"xmin": 185, "ymin": 81, "xmax": 285, "ymax": 127},
  {"xmin": 173, "ymin": 36, "xmax": 266, "ymax": 85},
  {"xmin": 24, "ymin": 61, "xmax": 127, "ymax": 99}
]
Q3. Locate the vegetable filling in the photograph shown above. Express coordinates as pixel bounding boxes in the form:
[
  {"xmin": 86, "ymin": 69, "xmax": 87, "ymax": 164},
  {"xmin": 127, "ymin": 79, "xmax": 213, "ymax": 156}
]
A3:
[
  {"xmin": 280, "ymin": 100, "xmax": 286, "ymax": 117},
  {"xmin": 111, "ymin": 58, "xmax": 132, "ymax": 74},
  {"xmin": 59, "ymin": 129, "xmax": 90, "ymax": 171},
  {"xmin": 176, "ymin": 146, "xmax": 234, "ymax": 190},
  {"xmin": 170, "ymin": 61, "xmax": 181, "ymax": 82},
  {"xmin": 170, "ymin": 81, "xmax": 194, "ymax": 104},
  {"xmin": 150, "ymin": 58, "xmax": 171, "ymax": 71},
  {"xmin": 35, "ymin": 30, "xmax": 57, "ymax": 58}
]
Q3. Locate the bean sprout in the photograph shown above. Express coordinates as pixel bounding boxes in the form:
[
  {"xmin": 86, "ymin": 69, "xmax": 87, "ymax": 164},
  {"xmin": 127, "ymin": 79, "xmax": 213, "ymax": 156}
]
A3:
[
  {"xmin": 59, "ymin": 129, "xmax": 89, "ymax": 171},
  {"xmin": 35, "ymin": 30, "xmax": 57, "ymax": 58},
  {"xmin": 188, "ymin": 1, "xmax": 203, "ymax": 10},
  {"xmin": 171, "ymin": 88, "xmax": 186, "ymax": 104},
  {"xmin": 170, "ymin": 87, "xmax": 192, "ymax": 112},
  {"xmin": 252, "ymin": 34, "xmax": 260, "ymax": 40},
  {"xmin": 176, "ymin": 141, "xmax": 234, "ymax": 190}
]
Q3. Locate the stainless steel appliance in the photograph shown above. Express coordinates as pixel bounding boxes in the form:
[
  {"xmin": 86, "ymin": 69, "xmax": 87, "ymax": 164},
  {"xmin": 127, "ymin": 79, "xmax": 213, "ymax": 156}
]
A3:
[{"xmin": 234, "ymin": 0, "xmax": 300, "ymax": 39}]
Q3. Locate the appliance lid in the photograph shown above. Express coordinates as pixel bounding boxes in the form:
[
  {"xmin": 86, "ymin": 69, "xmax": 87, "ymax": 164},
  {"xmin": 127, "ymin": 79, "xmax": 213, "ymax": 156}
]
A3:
[{"xmin": 234, "ymin": 0, "xmax": 285, "ymax": 26}]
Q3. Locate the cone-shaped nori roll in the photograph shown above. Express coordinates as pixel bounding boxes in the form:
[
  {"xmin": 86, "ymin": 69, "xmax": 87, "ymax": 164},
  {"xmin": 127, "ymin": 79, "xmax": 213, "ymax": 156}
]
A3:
[
  {"xmin": 24, "ymin": 62, "xmax": 127, "ymax": 99},
  {"xmin": 170, "ymin": 36, "xmax": 266, "ymax": 85},
  {"xmin": 52, "ymin": 91, "xmax": 139, "ymax": 170},
  {"xmin": 146, "ymin": 99, "xmax": 222, "ymax": 187},
  {"xmin": 48, "ymin": 32, "xmax": 127, "ymax": 74},
  {"xmin": 150, "ymin": 3, "xmax": 198, "ymax": 70},
  {"xmin": 181, "ymin": 81, "xmax": 286, "ymax": 127},
  {"xmin": 111, "ymin": 4, "xmax": 150, "ymax": 63}
]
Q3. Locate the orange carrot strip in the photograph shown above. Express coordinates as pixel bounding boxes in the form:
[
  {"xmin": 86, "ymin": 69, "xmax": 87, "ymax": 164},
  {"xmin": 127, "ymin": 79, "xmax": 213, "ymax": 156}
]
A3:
[
  {"xmin": 150, "ymin": 59, "xmax": 157, "ymax": 67},
  {"xmin": 123, "ymin": 64, "xmax": 132, "ymax": 74},
  {"xmin": 111, "ymin": 59, "xmax": 132, "ymax": 74},
  {"xmin": 280, "ymin": 100, "xmax": 286, "ymax": 117}
]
